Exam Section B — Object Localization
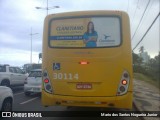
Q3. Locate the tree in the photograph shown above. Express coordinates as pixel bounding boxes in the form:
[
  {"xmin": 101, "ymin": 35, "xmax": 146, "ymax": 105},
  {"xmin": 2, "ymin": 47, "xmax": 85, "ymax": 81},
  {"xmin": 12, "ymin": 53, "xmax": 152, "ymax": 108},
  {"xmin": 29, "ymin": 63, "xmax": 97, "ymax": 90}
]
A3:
[
  {"xmin": 39, "ymin": 53, "xmax": 42, "ymax": 59},
  {"xmin": 133, "ymin": 51, "xmax": 160, "ymax": 82},
  {"xmin": 145, "ymin": 52, "xmax": 160, "ymax": 81},
  {"xmin": 139, "ymin": 46, "xmax": 145, "ymax": 53},
  {"xmin": 132, "ymin": 52, "xmax": 143, "ymax": 66},
  {"xmin": 132, "ymin": 52, "xmax": 144, "ymax": 73}
]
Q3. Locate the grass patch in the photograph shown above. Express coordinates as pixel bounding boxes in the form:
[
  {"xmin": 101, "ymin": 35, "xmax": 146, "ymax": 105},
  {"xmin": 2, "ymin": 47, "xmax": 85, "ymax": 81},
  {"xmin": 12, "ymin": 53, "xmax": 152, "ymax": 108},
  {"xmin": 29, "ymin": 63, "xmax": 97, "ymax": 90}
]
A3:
[{"xmin": 134, "ymin": 73, "xmax": 160, "ymax": 90}]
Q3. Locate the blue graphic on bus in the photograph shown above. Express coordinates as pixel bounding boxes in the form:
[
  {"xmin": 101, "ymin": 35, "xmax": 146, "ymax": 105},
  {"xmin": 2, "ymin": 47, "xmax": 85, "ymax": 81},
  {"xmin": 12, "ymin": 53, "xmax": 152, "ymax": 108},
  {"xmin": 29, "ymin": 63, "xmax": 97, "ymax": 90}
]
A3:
[
  {"xmin": 49, "ymin": 35, "xmax": 83, "ymax": 40},
  {"xmin": 53, "ymin": 63, "xmax": 60, "ymax": 70}
]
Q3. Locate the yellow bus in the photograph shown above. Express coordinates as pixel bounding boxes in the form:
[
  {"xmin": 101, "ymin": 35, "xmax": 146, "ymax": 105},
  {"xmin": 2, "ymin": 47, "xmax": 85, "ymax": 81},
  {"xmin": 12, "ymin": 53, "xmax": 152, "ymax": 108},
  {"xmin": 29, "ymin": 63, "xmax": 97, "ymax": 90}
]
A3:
[{"xmin": 42, "ymin": 10, "xmax": 133, "ymax": 109}]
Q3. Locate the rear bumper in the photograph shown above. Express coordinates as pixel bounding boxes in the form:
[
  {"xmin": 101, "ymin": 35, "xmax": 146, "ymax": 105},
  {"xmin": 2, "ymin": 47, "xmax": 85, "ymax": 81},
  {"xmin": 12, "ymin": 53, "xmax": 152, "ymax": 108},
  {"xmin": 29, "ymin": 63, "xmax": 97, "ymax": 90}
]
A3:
[
  {"xmin": 42, "ymin": 90, "xmax": 133, "ymax": 109},
  {"xmin": 24, "ymin": 84, "xmax": 42, "ymax": 93}
]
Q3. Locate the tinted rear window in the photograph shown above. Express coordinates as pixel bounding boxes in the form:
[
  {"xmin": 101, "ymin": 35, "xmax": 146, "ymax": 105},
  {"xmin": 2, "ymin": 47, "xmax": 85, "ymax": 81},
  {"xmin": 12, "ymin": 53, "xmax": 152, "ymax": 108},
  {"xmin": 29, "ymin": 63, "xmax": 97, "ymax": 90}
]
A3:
[{"xmin": 29, "ymin": 71, "xmax": 42, "ymax": 77}]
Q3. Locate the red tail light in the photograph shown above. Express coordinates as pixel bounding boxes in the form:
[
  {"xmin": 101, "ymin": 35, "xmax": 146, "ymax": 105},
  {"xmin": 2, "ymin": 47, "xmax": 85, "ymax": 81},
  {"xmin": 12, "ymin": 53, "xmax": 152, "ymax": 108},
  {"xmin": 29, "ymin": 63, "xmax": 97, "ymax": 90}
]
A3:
[
  {"xmin": 44, "ymin": 79, "xmax": 49, "ymax": 83},
  {"xmin": 122, "ymin": 79, "xmax": 127, "ymax": 85}
]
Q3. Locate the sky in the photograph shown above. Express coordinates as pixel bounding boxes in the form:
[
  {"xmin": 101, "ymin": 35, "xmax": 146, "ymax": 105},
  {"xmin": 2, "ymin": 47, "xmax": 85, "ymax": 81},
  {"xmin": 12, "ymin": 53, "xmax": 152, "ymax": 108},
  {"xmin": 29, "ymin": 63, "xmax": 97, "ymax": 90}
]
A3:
[{"xmin": 0, "ymin": 0, "xmax": 159, "ymax": 66}]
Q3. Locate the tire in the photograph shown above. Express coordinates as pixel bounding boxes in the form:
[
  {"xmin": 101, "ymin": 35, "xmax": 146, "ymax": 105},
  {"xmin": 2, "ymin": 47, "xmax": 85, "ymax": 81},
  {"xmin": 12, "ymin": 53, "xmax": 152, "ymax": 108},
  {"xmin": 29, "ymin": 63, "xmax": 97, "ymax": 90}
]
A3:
[
  {"xmin": 1, "ymin": 98, "xmax": 12, "ymax": 111},
  {"xmin": 24, "ymin": 92, "xmax": 30, "ymax": 96},
  {"xmin": 1, "ymin": 80, "xmax": 10, "ymax": 87}
]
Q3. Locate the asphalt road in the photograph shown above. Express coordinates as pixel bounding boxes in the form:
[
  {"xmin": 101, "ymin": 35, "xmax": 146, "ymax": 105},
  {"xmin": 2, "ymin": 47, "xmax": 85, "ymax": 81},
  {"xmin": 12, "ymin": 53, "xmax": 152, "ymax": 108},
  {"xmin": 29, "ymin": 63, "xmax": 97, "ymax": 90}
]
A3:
[{"xmin": 3, "ymin": 86, "xmax": 141, "ymax": 120}]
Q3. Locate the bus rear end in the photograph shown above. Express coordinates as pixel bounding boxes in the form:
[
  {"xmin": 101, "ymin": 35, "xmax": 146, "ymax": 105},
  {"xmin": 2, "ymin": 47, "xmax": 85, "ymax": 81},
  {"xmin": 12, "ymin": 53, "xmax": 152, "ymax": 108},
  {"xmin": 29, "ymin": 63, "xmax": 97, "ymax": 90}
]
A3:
[{"xmin": 42, "ymin": 11, "xmax": 133, "ymax": 109}]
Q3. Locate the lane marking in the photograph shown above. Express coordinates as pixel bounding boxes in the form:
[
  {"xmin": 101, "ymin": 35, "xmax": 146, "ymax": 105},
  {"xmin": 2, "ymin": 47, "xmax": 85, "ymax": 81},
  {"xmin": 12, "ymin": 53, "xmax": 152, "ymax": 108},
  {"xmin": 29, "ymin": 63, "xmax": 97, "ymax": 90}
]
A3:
[
  {"xmin": 14, "ymin": 92, "xmax": 24, "ymax": 96},
  {"xmin": 20, "ymin": 97, "xmax": 39, "ymax": 105}
]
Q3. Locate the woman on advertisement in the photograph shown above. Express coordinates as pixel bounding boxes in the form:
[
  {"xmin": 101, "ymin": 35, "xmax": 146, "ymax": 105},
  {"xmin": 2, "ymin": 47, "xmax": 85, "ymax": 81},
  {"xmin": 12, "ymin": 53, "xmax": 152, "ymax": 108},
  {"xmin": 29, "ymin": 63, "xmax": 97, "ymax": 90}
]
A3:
[{"xmin": 83, "ymin": 21, "xmax": 98, "ymax": 47}]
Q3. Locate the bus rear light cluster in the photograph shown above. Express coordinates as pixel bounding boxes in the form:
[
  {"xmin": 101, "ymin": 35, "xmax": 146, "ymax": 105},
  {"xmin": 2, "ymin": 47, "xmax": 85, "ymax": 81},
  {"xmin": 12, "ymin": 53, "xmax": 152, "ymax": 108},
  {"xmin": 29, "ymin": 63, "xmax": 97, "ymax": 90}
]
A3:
[
  {"xmin": 43, "ymin": 70, "xmax": 53, "ymax": 94},
  {"xmin": 117, "ymin": 71, "xmax": 130, "ymax": 96}
]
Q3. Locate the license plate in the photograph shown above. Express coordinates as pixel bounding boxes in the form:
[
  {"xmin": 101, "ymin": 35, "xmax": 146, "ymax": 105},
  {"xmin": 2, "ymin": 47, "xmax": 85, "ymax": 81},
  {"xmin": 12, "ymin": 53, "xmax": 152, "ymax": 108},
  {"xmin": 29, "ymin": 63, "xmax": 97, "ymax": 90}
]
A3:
[{"xmin": 76, "ymin": 83, "xmax": 92, "ymax": 89}]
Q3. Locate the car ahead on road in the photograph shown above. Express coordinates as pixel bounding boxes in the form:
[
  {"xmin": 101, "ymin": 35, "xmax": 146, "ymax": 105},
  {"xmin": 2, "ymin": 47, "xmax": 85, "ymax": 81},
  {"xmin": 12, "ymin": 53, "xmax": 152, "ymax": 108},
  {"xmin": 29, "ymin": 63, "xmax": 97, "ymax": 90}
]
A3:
[
  {"xmin": 0, "ymin": 86, "xmax": 13, "ymax": 111},
  {"xmin": 0, "ymin": 64, "xmax": 27, "ymax": 87},
  {"xmin": 24, "ymin": 69, "xmax": 42, "ymax": 96}
]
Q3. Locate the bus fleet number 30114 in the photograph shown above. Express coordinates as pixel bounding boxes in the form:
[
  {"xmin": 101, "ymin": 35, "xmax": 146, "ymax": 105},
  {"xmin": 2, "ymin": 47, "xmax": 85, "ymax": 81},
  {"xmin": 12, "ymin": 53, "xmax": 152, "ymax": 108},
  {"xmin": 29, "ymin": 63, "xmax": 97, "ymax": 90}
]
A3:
[{"xmin": 53, "ymin": 73, "xmax": 79, "ymax": 80}]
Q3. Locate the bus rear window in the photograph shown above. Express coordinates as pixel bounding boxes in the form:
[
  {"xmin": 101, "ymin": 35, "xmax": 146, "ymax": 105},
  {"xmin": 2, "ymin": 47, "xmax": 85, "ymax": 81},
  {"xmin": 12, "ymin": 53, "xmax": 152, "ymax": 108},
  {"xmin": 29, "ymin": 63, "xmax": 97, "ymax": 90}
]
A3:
[{"xmin": 49, "ymin": 17, "xmax": 121, "ymax": 48}]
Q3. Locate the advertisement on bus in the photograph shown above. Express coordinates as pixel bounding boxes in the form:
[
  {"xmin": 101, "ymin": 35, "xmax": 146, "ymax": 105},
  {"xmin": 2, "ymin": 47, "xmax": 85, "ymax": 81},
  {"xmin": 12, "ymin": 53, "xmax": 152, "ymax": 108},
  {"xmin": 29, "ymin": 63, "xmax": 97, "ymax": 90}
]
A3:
[{"xmin": 49, "ymin": 17, "xmax": 121, "ymax": 48}]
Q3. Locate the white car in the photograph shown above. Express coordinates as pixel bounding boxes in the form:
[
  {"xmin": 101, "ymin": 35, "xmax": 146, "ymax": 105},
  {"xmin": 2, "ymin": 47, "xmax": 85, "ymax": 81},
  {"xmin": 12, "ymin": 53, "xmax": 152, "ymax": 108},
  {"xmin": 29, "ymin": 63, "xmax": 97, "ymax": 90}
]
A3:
[
  {"xmin": 0, "ymin": 64, "xmax": 27, "ymax": 87},
  {"xmin": 24, "ymin": 69, "xmax": 42, "ymax": 96},
  {"xmin": 0, "ymin": 86, "xmax": 13, "ymax": 111}
]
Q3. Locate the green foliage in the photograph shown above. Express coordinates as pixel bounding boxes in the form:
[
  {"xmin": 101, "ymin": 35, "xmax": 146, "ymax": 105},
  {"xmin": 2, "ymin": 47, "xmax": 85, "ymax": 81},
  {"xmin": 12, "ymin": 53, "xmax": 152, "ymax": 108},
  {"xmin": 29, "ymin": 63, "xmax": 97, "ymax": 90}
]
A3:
[
  {"xmin": 132, "ymin": 52, "xmax": 143, "ymax": 66},
  {"xmin": 132, "ymin": 52, "xmax": 160, "ymax": 82},
  {"xmin": 39, "ymin": 53, "xmax": 42, "ymax": 59}
]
